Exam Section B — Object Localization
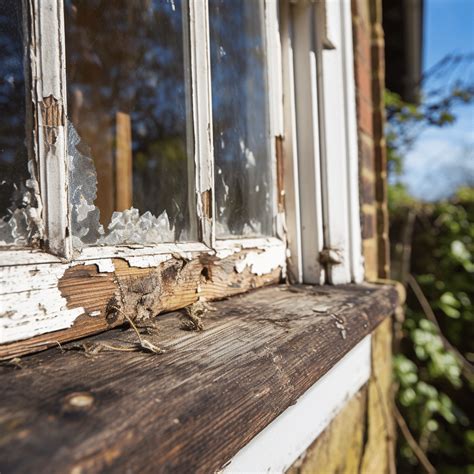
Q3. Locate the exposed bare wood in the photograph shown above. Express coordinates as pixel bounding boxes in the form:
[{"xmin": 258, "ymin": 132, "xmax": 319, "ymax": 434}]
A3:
[
  {"xmin": 0, "ymin": 284, "xmax": 397, "ymax": 474},
  {"xmin": 275, "ymin": 135, "xmax": 285, "ymax": 213},
  {"xmin": 0, "ymin": 242, "xmax": 285, "ymax": 359}
]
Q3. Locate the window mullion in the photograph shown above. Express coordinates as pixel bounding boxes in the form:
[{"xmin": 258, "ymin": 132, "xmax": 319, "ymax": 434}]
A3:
[
  {"xmin": 31, "ymin": 0, "xmax": 71, "ymax": 258},
  {"xmin": 291, "ymin": 1, "xmax": 325, "ymax": 284},
  {"xmin": 188, "ymin": 0, "xmax": 214, "ymax": 247},
  {"xmin": 279, "ymin": 0, "xmax": 303, "ymax": 282},
  {"xmin": 340, "ymin": 0, "xmax": 364, "ymax": 283},
  {"xmin": 317, "ymin": 0, "xmax": 353, "ymax": 284},
  {"xmin": 264, "ymin": 0, "xmax": 284, "ymax": 239}
]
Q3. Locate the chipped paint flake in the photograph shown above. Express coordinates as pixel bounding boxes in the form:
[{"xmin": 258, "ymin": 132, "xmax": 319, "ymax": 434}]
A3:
[
  {"xmin": 0, "ymin": 238, "xmax": 286, "ymax": 346},
  {"xmin": 125, "ymin": 254, "xmax": 172, "ymax": 268},
  {"xmin": 0, "ymin": 264, "xmax": 85, "ymax": 344},
  {"xmin": 81, "ymin": 259, "xmax": 115, "ymax": 273},
  {"xmin": 234, "ymin": 244, "xmax": 286, "ymax": 276}
]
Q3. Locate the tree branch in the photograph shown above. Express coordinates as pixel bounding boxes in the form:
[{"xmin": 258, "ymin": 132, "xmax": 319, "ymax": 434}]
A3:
[
  {"xmin": 394, "ymin": 404, "xmax": 437, "ymax": 474},
  {"xmin": 407, "ymin": 273, "xmax": 474, "ymax": 378}
]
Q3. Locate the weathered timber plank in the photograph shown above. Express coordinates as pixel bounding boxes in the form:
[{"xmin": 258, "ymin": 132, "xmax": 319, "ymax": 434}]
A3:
[
  {"xmin": 0, "ymin": 246, "xmax": 283, "ymax": 359},
  {"xmin": 0, "ymin": 284, "xmax": 397, "ymax": 474}
]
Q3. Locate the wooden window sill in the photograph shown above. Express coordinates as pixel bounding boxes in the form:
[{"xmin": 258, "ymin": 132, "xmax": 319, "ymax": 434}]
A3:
[{"xmin": 0, "ymin": 283, "xmax": 397, "ymax": 473}]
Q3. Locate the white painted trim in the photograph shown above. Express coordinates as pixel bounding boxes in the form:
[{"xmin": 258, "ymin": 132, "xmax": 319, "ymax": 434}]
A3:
[
  {"xmin": 340, "ymin": 0, "xmax": 364, "ymax": 283},
  {"xmin": 318, "ymin": 0, "xmax": 352, "ymax": 285},
  {"xmin": 265, "ymin": 0, "xmax": 285, "ymax": 238},
  {"xmin": 222, "ymin": 335, "xmax": 372, "ymax": 473},
  {"xmin": 189, "ymin": 0, "xmax": 214, "ymax": 247},
  {"xmin": 0, "ymin": 237, "xmax": 285, "ymax": 267},
  {"xmin": 32, "ymin": 0, "xmax": 71, "ymax": 258},
  {"xmin": 279, "ymin": 0, "xmax": 303, "ymax": 283},
  {"xmin": 291, "ymin": 1, "xmax": 325, "ymax": 285},
  {"xmin": 0, "ymin": 237, "xmax": 286, "ymax": 344},
  {"xmin": 265, "ymin": 0, "xmax": 284, "ymax": 139}
]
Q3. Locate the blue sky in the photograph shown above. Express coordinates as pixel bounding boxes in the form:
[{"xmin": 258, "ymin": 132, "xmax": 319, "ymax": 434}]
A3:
[{"xmin": 402, "ymin": 0, "xmax": 474, "ymax": 200}]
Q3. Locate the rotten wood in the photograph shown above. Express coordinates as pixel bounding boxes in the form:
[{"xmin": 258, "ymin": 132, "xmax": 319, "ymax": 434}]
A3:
[
  {"xmin": 0, "ymin": 283, "xmax": 397, "ymax": 474},
  {"xmin": 0, "ymin": 245, "xmax": 283, "ymax": 359}
]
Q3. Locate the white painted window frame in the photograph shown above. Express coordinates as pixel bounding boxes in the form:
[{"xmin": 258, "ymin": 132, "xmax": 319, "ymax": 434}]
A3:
[
  {"xmin": 280, "ymin": 0, "xmax": 364, "ymax": 284},
  {"xmin": 2, "ymin": 0, "xmax": 285, "ymax": 265},
  {"xmin": 1, "ymin": 0, "xmax": 364, "ymax": 345}
]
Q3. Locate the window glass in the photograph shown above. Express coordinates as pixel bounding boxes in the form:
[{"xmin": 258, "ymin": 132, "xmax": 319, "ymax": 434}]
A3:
[
  {"xmin": 209, "ymin": 0, "xmax": 273, "ymax": 237},
  {"xmin": 65, "ymin": 0, "xmax": 195, "ymax": 247},
  {"xmin": 0, "ymin": 1, "xmax": 39, "ymax": 246}
]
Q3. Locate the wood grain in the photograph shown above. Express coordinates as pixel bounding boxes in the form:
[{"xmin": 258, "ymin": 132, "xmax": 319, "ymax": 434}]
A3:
[
  {"xmin": 115, "ymin": 111, "xmax": 133, "ymax": 211},
  {"xmin": 0, "ymin": 283, "xmax": 397, "ymax": 474},
  {"xmin": 0, "ymin": 248, "xmax": 282, "ymax": 359}
]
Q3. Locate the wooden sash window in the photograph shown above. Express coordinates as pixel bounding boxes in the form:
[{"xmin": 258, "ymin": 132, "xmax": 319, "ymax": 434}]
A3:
[{"xmin": 0, "ymin": 0, "xmax": 363, "ymax": 358}]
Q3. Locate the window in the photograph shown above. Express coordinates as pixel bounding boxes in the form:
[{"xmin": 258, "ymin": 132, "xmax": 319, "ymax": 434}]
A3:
[
  {"xmin": 0, "ymin": 1, "xmax": 39, "ymax": 247},
  {"xmin": 0, "ymin": 0, "xmax": 363, "ymax": 355}
]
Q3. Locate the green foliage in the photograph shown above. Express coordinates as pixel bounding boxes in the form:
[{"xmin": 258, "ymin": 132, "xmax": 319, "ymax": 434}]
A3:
[
  {"xmin": 387, "ymin": 53, "xmax": 474, "ymax": 473},
  {"xmin": 392, "ymin": 190, "xmax": 474, "ymax": 473}
]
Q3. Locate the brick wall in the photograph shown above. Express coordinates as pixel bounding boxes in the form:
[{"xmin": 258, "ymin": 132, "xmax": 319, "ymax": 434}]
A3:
[{"xmin": 353, "ymin": 0, "xmax": 390, "ymax": 280}]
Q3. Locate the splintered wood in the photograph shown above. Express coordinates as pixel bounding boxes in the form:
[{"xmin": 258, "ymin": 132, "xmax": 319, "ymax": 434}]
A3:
[{"xmin": 0, "ymin": 242, "xmax": 284, "ymax": 359}]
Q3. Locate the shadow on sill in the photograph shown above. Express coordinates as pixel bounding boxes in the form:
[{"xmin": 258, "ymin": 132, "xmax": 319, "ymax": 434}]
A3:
[{"xmin": 0, "ymin": 283, "xmax": 397, "ymax": 473}]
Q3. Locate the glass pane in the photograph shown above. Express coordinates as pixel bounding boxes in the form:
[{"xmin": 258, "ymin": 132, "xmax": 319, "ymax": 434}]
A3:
[
  {"xmin": 209, "ymin": 0, "xmax": 273, "ymax": 238},
  {"xmin": 65, "ymin": 0, "xmax": 195, "ymax": 247},
  {"xmin": 0, "ymin": 1, "xmax": 38, "ymax": 246}
]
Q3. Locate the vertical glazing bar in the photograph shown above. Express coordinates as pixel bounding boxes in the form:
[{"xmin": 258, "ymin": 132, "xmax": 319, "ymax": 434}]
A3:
[
  {"xmin": 182, "ymin": 0, "xmax": 198, "ymax": 241},
  {"xmin": 317, "ymin": 0, "xmax": 352, "ymax": 284},
  {"xmin": 31, "ymin": 0, "xmax": 71, "ymax": 257},
  {"xmin": 279, "ymin": 0, "xmax": 303, "ymax": 282},
  {"xmin": 292, "ymin": 0, "xmax": 325, "ymax": 284},
  {"xmin": 189, "ymin": 0, "xmax": 214, "ymax": 247},
  {"xmin": 341, "ymin": 0, "xmax": 364, "ymax": 282},
  {"xmin": 264, "ymin": 0, "xmax": 284, "ymax": 238}
]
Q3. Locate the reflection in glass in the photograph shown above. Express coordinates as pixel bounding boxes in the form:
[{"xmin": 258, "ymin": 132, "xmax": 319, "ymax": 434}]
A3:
[
  {"xmin": 0, "ymin": 1, "xmax": 36, "ymax": 245},
  {"xmin": 65, "ymin": 0, "xmax": 195, "ymax": 246},
  {"xmin": 209, "ymin": 0, "xmax": 273, "ymax": 237}
]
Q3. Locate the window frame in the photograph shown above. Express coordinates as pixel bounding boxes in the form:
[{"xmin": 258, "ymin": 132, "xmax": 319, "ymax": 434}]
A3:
[
  {"xmin": 0, "ymin": 0, "xmax": 363, "ymax": 353},
  {"xmin": 279, "ymin": 0, "xmax": 363, "ymax": 285}
]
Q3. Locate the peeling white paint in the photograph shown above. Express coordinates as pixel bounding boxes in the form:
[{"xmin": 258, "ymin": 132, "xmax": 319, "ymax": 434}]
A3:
[
  {"xmin": 214, "ymin": 237, "xmax": 284, "ymax": 260},
  {"xmin": 80, "ymin": 259, "xmax": 115, "ymax": 273},
  {"xmin": 234, "ymin": 244, "xmax": 286, "ymax": 276},
  {"xmin": 76, "ymin": 242, "xmax": 207, "ymax": 262},
  {"xmin": 1, "ymin": 230, "xmax": 285, "ymax": 346},
  {"xmin": 188, "ymin": 0, "xmax": 214, "ymax": 246},
  {"xmin": 125, "ymin": 254, "xmax": 173, "ymax": 269},
  {"xmin": 0, "ymin": 263, "xmax": 85, "ymax": 344}
]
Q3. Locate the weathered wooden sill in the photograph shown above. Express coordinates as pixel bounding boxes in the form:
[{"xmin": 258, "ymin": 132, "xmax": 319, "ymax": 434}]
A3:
[{"xmin": 0, "ymin": 283, "xmax": 397, "ymax": 474}]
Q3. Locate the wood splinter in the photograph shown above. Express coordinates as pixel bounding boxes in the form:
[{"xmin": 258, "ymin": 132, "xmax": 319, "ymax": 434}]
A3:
[{"xmin": 179, "ymin": 301, "xmax": 215, "ymax": 331}]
